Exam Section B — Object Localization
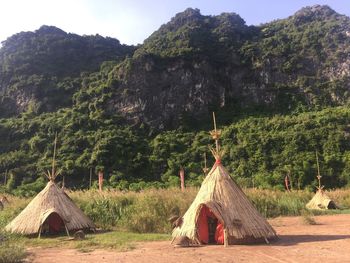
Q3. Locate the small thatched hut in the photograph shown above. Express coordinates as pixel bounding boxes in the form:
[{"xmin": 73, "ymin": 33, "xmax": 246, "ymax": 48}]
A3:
[
  {"xmin": 5, "ymin": 135, "xmax": 95, "ymax": 236},
  {"xmin": 306, "ymin": 189, "xmax": 337, "ymax": 210},
  {"xmin": 306, "ymin": 151, "xmax": 337, "ymax": 210},
  {"xmin": 5, "ymin": 181, "xmax": 95, "ymax": 236},
  {"xmin": 172, "ymin": 114, "xmax": 277, "ymax": 245}
]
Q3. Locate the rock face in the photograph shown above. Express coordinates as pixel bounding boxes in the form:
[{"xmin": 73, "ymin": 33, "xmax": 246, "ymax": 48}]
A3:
[
  {"xmin": 1, "ymin": 5, "xmax": 350, "ymax": 128},
  {"xmin": 104, "ymin": 5, "xmax": 350, "ymax": 128}
]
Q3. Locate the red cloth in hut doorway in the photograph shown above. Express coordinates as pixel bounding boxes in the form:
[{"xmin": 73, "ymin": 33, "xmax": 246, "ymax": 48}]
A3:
[
  {"xmin": 215, "ymin": 223, "xmax": 224, "ymax": 244},
  {"xmin": 47, "ymin": 213, "xmax": 64, "ymax": 233}
]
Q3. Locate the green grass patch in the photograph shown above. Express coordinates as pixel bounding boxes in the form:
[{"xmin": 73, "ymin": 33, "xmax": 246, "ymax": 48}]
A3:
[
  {"xmin": 2, "ymin": 231, "xmax": 170, "ymax": 252},
  {"xmin": 0, "ymin": 241, "xmax": 27, "ymax": 263}
]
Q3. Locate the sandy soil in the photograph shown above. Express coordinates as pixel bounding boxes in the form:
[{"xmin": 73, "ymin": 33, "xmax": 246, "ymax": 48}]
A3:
[{"xmin": 28, "ymin": 214, "xmax": 350, "ymax": 263}]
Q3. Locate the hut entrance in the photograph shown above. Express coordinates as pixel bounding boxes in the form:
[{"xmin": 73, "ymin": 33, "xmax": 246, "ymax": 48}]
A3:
[
  {"xmin": 197, "ymin": 205, "xmax": 224, "ymax": 245},
  {"xmin": 41, "ymin": 212, "xmax": 65, "ymax": 234},
  {"xmin": 327, "ymin": 201, "xmax": 337, "ymax": 209}
]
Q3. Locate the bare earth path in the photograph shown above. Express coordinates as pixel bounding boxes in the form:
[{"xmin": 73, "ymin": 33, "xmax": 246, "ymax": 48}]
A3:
[{"xmin": 28, "ymin": 214, "xmax": 350, "ymax": 263}]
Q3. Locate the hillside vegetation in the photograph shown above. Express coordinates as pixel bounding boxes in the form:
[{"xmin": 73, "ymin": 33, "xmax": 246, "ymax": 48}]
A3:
[{"xmin": 0, "ymin": 5, "xmax": 350, "ymax": 193}]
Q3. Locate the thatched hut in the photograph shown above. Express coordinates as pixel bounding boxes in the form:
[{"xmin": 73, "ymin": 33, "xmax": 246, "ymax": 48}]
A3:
[
  {"xmin": 306, "ymin": 189, "xmax": 337, "ymax": 210},
  {"xmin": 5, "ymin": 135, "xmax": 95, "ymax": 236},
  {"xmin": 5, "ymin": 181, "xmax": 95, "ymax": 236},
  {"xmin": 306, "ymin": 151, "xmax": 337, "ymax": 210},
  {"xmin": 172, "ymin": 114, "xmax": 277, "ymax": 246}
]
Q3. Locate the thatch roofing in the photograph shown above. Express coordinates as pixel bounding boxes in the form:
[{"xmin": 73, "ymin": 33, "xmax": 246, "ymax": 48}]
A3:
[
  {"xmin": 172, "ymin": 161, "xmax": 277, "ymax": 244},
  {"xmin": 5, "ymin": 181, "xmax": 95, "ymax": 235},
  {"xmin": 306, "ymin": 189, "xmax": 337, "ymax": 210}
]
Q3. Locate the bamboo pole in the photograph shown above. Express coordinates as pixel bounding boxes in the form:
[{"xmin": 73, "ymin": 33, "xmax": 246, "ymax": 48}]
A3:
[
  {"xmin": 38, "ymin": 225, "xmax": 42, "ymax": 239},
  {"xmin": 316, "ymin": 150, "xmax": 322, "ymax": 189},
  {"xmin": 64, "ymin": 223, "xmax": 70, "ymax": 237},
  {"xmin": 224, "ymin": 228, "xmax": 229, "ymax": 247},
  {"xmin": 213, "ymin": 112, "xmax": 219, "ymax": 153},
  {"xmin": 51, "ymin": 133, "xmax": 58, "ymax": 181},
  {"xmin": 202, "ymin": 153, "xmax": 209, "ymax": 175}
]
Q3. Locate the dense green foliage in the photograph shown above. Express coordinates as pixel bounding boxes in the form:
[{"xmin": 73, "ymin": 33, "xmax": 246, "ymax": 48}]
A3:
[{"xmin": 0, "ymin": 106, "xmax": 350, "ymax": 192}]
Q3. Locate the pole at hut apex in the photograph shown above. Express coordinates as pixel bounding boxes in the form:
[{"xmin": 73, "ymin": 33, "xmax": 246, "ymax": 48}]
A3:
[
  {"xmin": 98, "ymin": 171, "xmax": 103, "ymax": 192},
  {"xmin": 202, "ymin": 153, "xmax": 209, "ymax": 175},
  {"xmin": 316, "ymin": 150, "xmax": 322, "ymax": 190},
  {"xmin": 179, "ymin": 167, "xmax": 185, "ymax": 192},
  {"xmin": 212, "ymin": 112, "xmax": 220, "ymax": 153}
]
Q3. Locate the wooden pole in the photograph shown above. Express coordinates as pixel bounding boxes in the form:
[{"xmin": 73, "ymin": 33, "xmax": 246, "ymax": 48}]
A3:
[
  {"xmin": 51, "ymin": 133, "xmax": 58, "ymax": 181},
  {"xmin": 64, "ymin": 223, "xmax": 70, "ymax": 237},
  {"xmin": 202, "ymin": 153, "xmax": 209, "ymax": 175},
  {"xmin": 4, "ymin": 169, "xmax": 7, "ymax": 185},
  {"xmin": 98, "ymin": 171, "xmax": 103, "ymax": 192},
  {"xmin": 179, "ymin": 167, "xmax": 185, "ymax": 192},
  {"xmin": 316, "ymin": 150, "xmax": 322, "ymax": 189},
  {"xmin": 212, "ymin": 112, "xmax": 219, "ymax": 153},
  {"xmin": 38, "ymin": 225, "xmax": 43, "ymax": 238},
  {"xmin": 288, "ymin": 170, "xmax": 293, "ymax": 191},
  {"xmin": 224, "ymin": 228, "xmax": 229, "ymax": 247}
]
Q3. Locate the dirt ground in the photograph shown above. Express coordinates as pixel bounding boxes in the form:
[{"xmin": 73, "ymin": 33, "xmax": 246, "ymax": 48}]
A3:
[{"xmin": 28, "ymin": 214, "xmax": 350, "ymax": 263}]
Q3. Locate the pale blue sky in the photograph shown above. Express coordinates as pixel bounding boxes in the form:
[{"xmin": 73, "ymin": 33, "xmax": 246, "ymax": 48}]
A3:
[{"xmin": 1, "ymin": 0, "xmax": 350, "ymax": 45}]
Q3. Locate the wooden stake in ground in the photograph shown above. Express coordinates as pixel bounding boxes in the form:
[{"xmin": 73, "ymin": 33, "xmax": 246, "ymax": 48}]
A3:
[
  {"xmin": 224, "ymin": 228, "xmax": 228, "ymax": 247},
  {"xmin": 179, "ymin": 167, "xmax": 185, "ymax": 192},
  {"xmin": 98, "ymin": 171, "xmax": 103, "ymax": 192}
]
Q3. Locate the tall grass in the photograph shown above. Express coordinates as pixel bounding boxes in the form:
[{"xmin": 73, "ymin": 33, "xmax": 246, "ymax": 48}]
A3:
[
  {"xmin": 3, "ymin": 188, "xmax": 350, "ymax": 234},
  {"xmin": 70, "ymin": 188, "xmax": 196, "ymax": 233}
]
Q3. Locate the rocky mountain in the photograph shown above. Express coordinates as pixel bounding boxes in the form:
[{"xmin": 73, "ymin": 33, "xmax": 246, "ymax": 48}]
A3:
[
  {"xmin": 0, "ymin": 25, "xmax": 134, "ymax": 117},
  {"xmin": 98, "ymin": 5, "xmax": 350, "ymax": 128},
  {"xmin": 1, "ymin": 5, "xmax": 350, "ymax": 127}
]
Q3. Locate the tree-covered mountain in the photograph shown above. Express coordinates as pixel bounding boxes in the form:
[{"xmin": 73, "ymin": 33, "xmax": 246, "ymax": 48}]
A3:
[
  {"xmin": 1, "ymin": 5, "xmax": 350, "ymax": 194},
  {"xmin": 0, "ymin": 25, "xmax": 134, "ymax": 117}
]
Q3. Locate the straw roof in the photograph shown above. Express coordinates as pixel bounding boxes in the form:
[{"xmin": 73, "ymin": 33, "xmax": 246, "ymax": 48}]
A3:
[
  {"xmin": 172, "ymin": 161, "xmax": 277, "ymax": 244},
  {"xmin": 306, "ymin": 151, "xmax": 337, "ymax": 210},
  {"xmin": 5, "ymin": 181, "xmax": 95, "ymax": 235},
  {"xmin": 306, "ymin": 189, "xmax": 337, "ymax": 210}
]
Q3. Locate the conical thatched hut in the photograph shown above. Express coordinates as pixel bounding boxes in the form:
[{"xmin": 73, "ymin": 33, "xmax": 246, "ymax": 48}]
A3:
[
  {"xmin": 172, "ymin": 114, "xmax": 277, "ymax": 245},
  {"xmin": 306, "ymin": 151, "xmax": 337, "ymax": 210},
  {"xmin": 5, "ymin": 135, "xmax": 95, "ymax": 236},
  {"xmin": 306, "ymin": 189, "xmax": 337, "ymax": 210},
  {"xmin": 5, "ymin": 181, "xmax": 95, "ymax": 236}
]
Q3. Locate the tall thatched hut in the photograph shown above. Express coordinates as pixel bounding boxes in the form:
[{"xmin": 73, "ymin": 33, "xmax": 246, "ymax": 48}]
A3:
[{"xmin": 172, "ymin": 114, "xmax": 277, "ymax": 245}]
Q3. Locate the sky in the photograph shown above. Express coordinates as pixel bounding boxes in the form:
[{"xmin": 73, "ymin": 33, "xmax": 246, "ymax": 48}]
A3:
[{"xmin": 1, "ymin": 0, "xmax": 350, "ymax": 45}]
